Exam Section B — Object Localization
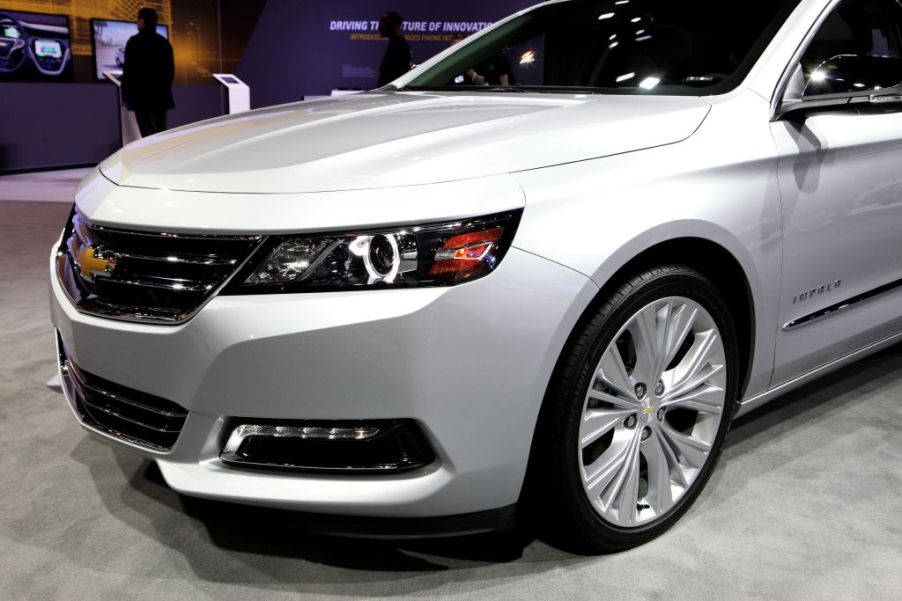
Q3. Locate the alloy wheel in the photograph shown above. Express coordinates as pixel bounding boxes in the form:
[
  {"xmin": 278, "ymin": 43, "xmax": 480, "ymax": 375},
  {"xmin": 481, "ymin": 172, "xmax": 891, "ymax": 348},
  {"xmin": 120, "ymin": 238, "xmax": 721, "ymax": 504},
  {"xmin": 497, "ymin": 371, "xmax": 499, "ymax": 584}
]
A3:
[{"xmin": 578, "ymin": 296, "xmax": 727, "ymax": 528}]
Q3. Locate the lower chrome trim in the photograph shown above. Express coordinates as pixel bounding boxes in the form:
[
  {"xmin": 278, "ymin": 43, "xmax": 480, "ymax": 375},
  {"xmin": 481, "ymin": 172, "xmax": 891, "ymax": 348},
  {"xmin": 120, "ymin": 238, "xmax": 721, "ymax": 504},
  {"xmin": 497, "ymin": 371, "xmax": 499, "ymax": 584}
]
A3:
[
  {"xmin": 737, "ymin": 329, "xmax": 902, "ymax": 417},
  {"xmin": 220, "ymin": 419, "xmax": 436, "ymax": 474},
  {"xmin": 56, "ymin": 332, "xmax": 188, "ymax": 452},
  {"xmin": 783, "ymin": 277, "xmax": 902, "ymax": 330}
]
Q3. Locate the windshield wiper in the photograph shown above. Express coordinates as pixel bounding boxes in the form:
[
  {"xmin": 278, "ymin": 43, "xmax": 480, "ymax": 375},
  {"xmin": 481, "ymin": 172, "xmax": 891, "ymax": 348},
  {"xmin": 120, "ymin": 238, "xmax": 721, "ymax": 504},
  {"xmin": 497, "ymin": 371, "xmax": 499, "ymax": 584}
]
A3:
[
  {"xmin": 398, "ymin": 85, "xmax": 529, "ymax": 93},
  {"xmin": 457, "ymin": 85, "xmax": 526, "ymax": 93}
]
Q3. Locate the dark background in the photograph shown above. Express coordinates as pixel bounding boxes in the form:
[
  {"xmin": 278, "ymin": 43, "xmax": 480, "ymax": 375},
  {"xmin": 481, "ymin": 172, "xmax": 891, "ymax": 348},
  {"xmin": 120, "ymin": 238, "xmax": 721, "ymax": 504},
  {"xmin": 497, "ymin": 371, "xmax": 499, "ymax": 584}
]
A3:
[
  {"xmin": 237, "ymin": 0, "xmax": 532, "ymax": 108},
  {"xmin": 0, "ymin": 0, "xmax": 535, "ymax": 173}
]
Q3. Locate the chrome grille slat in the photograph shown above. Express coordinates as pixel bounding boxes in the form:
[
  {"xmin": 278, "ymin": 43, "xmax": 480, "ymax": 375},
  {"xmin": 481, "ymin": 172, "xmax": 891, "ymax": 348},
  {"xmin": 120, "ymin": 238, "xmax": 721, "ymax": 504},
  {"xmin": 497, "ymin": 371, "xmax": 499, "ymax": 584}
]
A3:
[
  {"xmin": 80, "ymin": 381, "xmax": 187, "ymax": 418},
  {"xmin": 58, "ymin": 337, "xmax": 189, "ymax": 452},
  {"xmin": 96, "ymin": 277, "xmax": 212, "ymax": 293},
  {"xmin": 80, "ymin": 396, "xmax": 184, "ymax": 433},
  {"xmin": 105, "ymin": 250, "xmax": 238, "ymax": 266},
  {"xmin": 57, "ymin": 210, "xmax": 263, "ymax": 324},
  {"xmin": 86, "ymin": 224, "xmax": 258, "ymax": 241}
]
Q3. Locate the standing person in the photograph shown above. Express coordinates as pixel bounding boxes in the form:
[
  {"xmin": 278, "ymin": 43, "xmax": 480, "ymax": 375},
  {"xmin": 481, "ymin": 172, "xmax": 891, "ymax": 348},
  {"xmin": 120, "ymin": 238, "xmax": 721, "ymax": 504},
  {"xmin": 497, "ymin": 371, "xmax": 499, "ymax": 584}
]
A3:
[
  {"xmin": 478, "ymin": 53, "xmax": 516, "ymax": 86},
  {"xmin": 377, "ymin": 11, "xmax": 411, "ymax": 87},
  {"xmin": 121, "ymin": 7, "xmax": 175, "ymax": 137}
]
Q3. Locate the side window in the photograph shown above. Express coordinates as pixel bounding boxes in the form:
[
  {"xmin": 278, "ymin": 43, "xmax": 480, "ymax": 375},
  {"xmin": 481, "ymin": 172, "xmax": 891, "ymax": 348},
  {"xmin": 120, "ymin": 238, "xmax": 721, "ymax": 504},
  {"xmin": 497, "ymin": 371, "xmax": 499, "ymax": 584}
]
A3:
[{"xmin": 801, "ymin": 0, "xmax": 902, "ymax": 82}]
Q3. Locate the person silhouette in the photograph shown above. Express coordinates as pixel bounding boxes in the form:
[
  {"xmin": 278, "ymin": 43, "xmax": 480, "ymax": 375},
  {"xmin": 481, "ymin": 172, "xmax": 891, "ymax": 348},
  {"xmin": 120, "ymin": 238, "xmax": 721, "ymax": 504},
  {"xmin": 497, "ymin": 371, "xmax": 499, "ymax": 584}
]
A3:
[
  {"xmin": 121, "ymin": 7, "xmax": 175, "ymax": 137},
  {"xmin": 377, "ymin": 11, "xmax": 411, "ymax": 87}
]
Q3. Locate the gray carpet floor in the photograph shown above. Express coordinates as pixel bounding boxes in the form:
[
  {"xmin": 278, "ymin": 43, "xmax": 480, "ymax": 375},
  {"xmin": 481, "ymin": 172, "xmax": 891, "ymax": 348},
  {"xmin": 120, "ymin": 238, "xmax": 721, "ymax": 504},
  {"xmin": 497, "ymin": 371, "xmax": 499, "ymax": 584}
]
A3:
[{"xmin": 1, "ymin": 200, "xmax": 900, "ymax": 601}]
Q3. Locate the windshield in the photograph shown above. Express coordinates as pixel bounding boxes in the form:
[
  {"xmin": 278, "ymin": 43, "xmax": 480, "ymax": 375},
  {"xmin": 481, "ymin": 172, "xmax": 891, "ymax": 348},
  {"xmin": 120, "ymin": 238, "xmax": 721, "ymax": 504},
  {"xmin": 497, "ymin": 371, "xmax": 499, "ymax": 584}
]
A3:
[{"xmin": 402, "ymin": 0, "xmax": 801, "ymax": 95}]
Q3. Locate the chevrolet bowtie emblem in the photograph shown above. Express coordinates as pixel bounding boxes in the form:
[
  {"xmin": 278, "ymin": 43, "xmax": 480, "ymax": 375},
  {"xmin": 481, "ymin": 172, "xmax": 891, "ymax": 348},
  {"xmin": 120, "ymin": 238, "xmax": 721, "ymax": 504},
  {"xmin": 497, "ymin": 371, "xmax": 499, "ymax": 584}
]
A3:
[
  {"xmin": 73, "ymin": 244, "xmax": 114, "ymax": 280},
  {"xmin": 642, "ymin": 406, "xmax": 655, "ymax": 415}
]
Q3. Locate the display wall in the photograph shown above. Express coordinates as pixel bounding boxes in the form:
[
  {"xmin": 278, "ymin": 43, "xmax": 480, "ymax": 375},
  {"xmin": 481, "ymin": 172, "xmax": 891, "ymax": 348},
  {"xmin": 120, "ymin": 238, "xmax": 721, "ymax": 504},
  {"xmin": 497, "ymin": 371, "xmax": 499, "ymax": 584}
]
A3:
[
  {"xmin": 0, "ymin": 0, "xmax": 264, "ymax": 83},
  {"xmin": 0, "ymin": 0, "xmax": 264, "ymax": 172},
  {"xmin": 0, "ymin": 10, "xmax": 73, "ymax": 80},
  {"xmin": 238, "ymin": 0, "xmax": 535, "ymax": 108},
  {"xmin": 1, "ymin": 0, "xmax": 540, "ymax": 173}
]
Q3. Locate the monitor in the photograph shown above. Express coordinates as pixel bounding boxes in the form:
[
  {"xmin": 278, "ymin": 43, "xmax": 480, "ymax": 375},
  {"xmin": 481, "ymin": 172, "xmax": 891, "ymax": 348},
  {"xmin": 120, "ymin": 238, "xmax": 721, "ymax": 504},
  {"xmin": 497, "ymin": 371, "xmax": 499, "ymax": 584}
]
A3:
[
  {"xmin": 91, "ymin": 19, "xmax": 169, "ymax": 81},
  {"xmin": 0, "ymin": 10, "xmax": 72, "ymax": 80}
]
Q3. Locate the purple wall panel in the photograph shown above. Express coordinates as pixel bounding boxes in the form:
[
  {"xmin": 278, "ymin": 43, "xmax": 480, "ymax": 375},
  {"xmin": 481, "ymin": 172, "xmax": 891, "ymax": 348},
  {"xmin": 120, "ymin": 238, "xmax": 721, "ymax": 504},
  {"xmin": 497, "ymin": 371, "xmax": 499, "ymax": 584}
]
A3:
[
  {"xmin": 237, "ymin": 0, "xmax": 535, "ymax": 108},
  {"xmin": 0, "ymin": 82, "xmax": 119, "ymax": 173},
  {"xmin": 0, "ymin": 83, "xmax": 222, "ymax": 173}
]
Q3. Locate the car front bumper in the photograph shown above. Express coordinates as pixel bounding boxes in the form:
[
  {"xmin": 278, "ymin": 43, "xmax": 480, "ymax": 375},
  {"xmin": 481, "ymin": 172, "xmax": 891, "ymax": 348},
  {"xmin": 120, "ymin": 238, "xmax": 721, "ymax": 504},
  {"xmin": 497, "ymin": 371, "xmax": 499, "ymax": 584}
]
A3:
[{"xmin": 50, "ymin": 242, "xmax": 597, "ymax": 518}]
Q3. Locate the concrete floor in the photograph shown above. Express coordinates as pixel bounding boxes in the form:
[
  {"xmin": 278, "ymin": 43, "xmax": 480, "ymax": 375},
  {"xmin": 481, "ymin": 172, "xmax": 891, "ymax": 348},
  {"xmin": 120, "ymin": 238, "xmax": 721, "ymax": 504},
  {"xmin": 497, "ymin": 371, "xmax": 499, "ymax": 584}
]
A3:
[
  {"xmin": 0, "ymin": 168, "xmax": 91, "ymax": 203},
  {"xmin": 1, "ymin": 198, "xmax": 901, "ymax": 601}
]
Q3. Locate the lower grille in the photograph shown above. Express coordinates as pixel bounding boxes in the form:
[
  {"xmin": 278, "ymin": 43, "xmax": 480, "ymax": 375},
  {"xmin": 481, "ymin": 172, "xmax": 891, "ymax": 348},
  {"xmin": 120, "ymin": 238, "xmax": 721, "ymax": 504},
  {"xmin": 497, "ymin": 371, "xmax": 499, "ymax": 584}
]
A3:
[{"xmin": 58, "ymin": 337, "xmax": 188, "ymax": 452}]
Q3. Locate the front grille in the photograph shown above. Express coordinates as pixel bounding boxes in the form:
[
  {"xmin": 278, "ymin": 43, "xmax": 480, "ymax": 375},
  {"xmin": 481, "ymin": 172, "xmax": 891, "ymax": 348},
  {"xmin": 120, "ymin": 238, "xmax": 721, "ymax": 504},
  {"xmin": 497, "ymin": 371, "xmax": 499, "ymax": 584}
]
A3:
[
  {"xmin": 58, "ymin": 337, "xmax": 188, "ymax": 451},
  {"xmin": 57, "ymin": 209, "xmax": 262, "ymax": 324}
]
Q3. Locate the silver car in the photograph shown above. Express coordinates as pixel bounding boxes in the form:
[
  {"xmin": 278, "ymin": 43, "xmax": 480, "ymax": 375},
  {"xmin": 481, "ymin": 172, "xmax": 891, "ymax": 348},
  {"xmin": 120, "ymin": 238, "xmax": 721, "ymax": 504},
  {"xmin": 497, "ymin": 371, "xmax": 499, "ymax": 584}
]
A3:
[{"xmin": 50, "ymin": 0, "xmax": 902, "ymax": 552}]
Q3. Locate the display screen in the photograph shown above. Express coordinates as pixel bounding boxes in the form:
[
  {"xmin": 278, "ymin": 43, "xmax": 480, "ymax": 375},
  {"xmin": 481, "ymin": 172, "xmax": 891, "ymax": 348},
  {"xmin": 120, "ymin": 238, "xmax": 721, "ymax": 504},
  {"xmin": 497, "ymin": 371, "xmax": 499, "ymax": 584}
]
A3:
[
  {"xmin": 0, "ymin": 11, "xmax": 71, "ymax": 80},
  {"xmin": 91, "ymin": 19, "xmax": 169, "ymax": 80},
  {"xmin": 34, "ymin": 39, "xmax": 62, "ymax": 58}
]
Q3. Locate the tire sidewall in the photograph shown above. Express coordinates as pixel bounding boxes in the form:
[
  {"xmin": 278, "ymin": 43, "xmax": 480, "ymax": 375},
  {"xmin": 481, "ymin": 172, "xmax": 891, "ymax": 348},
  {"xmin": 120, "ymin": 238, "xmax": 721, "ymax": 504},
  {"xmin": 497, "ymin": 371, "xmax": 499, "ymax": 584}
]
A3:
[{"xmin": 554, "ymin": 267, "xmax": 740, "ymax": 550}]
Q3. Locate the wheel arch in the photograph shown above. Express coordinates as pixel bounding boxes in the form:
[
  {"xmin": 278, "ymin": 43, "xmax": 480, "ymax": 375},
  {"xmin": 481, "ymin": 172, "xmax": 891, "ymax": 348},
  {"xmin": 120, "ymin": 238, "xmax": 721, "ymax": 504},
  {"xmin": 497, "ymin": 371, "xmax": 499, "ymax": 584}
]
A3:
[
  {"xmin": 520, "ymin": 232, "xmax": 759, "ymax": 513},
  {"xmin": 590, "ymin": 236, "xmax": 756, "ymax": 398}
]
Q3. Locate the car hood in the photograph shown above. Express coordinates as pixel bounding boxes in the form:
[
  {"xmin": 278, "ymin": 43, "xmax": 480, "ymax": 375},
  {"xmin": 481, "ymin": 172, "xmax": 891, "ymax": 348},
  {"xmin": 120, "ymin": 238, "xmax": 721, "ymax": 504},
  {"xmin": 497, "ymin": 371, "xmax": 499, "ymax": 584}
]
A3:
[{"xmin": 99, "ymin": 92, "xmax": 711, "ymax": 194}]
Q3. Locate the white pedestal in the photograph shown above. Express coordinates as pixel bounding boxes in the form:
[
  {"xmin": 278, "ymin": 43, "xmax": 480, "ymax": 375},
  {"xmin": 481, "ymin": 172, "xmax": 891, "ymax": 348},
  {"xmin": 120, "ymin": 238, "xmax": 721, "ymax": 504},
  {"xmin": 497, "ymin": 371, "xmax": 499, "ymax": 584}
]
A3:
[
  {"xmin": 103, "ymin": 70, "xmax": 141, "ymax": 146},
  {"xmin": 213, "ymin": 73, "xmax": 251, "ymax": 114}
]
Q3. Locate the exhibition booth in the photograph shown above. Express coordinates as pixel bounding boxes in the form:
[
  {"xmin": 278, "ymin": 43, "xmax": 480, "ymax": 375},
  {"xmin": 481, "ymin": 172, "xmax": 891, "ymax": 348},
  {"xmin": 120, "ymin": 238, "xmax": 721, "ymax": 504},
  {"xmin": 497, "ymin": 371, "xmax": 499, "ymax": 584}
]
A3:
[
  {"xmin": 3, "ymin": 0, "xmax": 902, "ymax": 597},
  {"xmin": 0, "ymin": 0, "xmax": 533, "ymax": 173}
]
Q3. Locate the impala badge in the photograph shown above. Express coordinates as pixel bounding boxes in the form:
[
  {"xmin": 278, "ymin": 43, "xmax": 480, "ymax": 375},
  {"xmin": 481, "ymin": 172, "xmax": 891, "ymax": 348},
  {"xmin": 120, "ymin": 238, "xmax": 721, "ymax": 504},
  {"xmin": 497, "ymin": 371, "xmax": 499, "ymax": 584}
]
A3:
[{"xmin": 793, "ymin": 280, "xmax": 841, "ymax": 305}]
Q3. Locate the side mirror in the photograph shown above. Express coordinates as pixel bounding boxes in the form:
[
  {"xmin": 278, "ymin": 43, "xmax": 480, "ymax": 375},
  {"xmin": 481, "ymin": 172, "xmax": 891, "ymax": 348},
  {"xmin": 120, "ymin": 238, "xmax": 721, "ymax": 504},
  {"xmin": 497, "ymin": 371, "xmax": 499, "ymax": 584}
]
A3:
[
  {"xmin": 776, "ymin": 54, "xmax": 902, "ymax": 120},
  {"xmin": 804, "ymin": 54, "xmax": 902, "ymax": 95}
]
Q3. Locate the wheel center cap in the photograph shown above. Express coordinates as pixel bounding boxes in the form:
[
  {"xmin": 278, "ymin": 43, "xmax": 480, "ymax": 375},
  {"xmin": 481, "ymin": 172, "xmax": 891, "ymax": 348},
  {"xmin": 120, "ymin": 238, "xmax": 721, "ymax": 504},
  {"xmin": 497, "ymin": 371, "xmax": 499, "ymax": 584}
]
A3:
[{"xmin": 640, "ymin": 401, "xmax": 654, "ymax": 423}]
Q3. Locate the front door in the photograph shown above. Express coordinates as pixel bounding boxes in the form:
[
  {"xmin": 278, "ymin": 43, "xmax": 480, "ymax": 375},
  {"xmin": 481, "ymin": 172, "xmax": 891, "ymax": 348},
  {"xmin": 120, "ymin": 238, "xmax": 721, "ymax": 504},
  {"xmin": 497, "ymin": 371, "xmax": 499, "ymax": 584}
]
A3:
[{"xmin": 771, "ymin": 0, "xmax": 902, "ymax": 384}]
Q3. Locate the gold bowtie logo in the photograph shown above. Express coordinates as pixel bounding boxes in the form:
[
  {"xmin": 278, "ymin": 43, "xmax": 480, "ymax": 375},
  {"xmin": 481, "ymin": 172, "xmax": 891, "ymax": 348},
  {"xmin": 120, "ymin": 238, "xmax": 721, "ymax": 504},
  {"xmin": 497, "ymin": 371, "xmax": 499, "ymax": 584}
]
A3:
[
  {"xmin": 642, "ymin": 406, "xmax": 655, "ymax": 415},
  {"xmin": 73, "ymin": 243, "xmax": 113, "ymax": 280}
]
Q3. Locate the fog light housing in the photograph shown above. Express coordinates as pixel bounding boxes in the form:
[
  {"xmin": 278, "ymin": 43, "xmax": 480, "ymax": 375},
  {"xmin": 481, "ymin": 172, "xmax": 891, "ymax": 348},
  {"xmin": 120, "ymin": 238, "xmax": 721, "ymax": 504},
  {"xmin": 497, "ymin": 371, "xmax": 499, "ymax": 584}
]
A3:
[{"xmin": 220, "ymin": 419, "xmax": 435, "ymax": 474}]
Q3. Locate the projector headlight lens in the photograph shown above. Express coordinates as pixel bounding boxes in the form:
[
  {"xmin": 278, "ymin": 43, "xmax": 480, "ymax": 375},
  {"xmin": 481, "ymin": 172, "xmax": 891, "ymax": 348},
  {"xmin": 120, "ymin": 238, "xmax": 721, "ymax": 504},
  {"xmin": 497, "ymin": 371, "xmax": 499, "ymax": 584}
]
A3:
[{"xmin": 229, "ymin": 210, "xmax": 521, "ymax": 293}]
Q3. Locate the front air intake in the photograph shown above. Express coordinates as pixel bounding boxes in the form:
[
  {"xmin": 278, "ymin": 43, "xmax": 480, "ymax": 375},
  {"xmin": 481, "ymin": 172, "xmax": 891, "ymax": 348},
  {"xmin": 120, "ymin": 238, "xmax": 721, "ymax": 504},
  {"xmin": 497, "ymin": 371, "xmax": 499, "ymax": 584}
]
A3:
[
  {"xmin": 220, "ymin": 420, "xmax": 436, "ymax": 474},
  {"xmin": 58, "ymin": 335, "xmax": 188, "ymax": 452}
]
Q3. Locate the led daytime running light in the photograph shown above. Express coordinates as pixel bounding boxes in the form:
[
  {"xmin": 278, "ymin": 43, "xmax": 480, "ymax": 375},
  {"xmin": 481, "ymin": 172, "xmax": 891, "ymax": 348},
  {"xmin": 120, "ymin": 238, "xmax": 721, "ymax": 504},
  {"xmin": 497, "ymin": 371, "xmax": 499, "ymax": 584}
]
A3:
[{"xmin": 233, "ymin": 211, "xmax": 520, "ymax": 292}]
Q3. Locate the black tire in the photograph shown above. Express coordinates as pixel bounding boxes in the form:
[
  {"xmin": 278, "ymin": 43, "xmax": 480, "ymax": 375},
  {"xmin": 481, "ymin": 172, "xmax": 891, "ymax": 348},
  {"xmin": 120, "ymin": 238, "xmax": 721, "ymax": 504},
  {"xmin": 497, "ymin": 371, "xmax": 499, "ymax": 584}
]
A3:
[{"xmin": 525, "ymin": 264, "xmax": 740, "ymax": 553}]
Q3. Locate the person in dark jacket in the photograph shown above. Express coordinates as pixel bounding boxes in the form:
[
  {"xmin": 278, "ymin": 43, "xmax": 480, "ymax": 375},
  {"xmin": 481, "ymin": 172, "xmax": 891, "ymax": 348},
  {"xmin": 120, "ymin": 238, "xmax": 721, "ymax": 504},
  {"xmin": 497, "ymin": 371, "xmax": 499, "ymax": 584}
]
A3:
[
  {"xmin": 121, "ymin": 8, "xmax": 175, "ymax": 137},
  {"xmin": 377, "ymin": 11, "xmax": 411, "ymax": 87}
]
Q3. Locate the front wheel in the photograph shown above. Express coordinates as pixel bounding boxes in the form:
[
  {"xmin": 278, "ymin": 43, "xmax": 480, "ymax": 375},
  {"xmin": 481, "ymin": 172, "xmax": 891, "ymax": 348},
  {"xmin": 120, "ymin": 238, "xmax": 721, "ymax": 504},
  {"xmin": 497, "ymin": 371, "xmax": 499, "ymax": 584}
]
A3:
[{"xmin": 533, "ymin": 265, "xmax": 739, "ymax": 552}]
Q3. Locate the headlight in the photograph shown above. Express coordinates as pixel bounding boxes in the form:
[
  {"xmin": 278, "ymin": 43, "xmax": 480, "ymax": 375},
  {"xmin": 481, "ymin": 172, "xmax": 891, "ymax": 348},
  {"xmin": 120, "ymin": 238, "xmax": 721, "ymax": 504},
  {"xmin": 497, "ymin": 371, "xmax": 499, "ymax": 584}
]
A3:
[{"xmin": 225, "ymin": 210, "xmax": 521, "ymax": 293}]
